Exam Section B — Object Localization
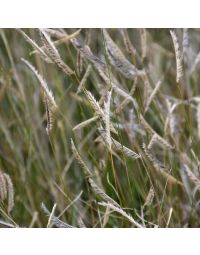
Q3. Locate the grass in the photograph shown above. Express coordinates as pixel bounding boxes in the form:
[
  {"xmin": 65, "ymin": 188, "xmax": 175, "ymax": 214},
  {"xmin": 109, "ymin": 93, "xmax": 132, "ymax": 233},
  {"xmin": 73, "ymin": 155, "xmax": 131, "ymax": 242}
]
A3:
[{"xmin": 0, "ymin": 28, "xmax": 200, "ymax": 227}]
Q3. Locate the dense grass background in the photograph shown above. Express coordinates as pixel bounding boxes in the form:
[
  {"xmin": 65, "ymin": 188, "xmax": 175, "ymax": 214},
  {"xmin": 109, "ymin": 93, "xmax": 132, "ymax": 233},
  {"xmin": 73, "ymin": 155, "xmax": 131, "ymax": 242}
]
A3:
[{"xmin": 0, "ymin": 28, "xmax": 200, "ymax": 227}]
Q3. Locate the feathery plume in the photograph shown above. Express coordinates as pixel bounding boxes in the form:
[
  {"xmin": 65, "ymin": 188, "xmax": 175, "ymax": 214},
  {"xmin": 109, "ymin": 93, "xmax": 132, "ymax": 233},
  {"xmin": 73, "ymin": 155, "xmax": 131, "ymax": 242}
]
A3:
[
  {"xmin": 31, "ymin": 29, "xmax": 81, "ymax": 56},
  {"xmin": 112, "ymin": 138, "xmax": 141, "ymax": 159},
  {"xmin": 0, "ymin": 171, "xmax": 7, "ymax": 201},
  {"xmin": 144, "ymin": 186, "xmax": 154, "ymax": 207},
  {"xmin": 3, "ymin": 173, "xmax": 14, "ymax": 213},
  {"xmin": 22, "ymin": 58, "xmax": 58, "ymax": 134},
  {"xmin": 0, "ymin": 171, "xmax": 14, "ymax": 213},
  {"xmin": 170, "ymin": 30, "xmax": 183, "ymax": 83},
  {"xmin": 40, "ymin": 29, "xmax": 74, "ymax": 76},
  {"xmin": 120, "ymin": 29, "xmax": 137, "ymax": 57},
  {"xmin": 83, "ymin": 89, "xmax": 105, "ymax": 118},
  {"xmin": 83, "ymin": 89, "xmax": 116, "ymax": 133},
  {"xmin": 99, "ymin": 129, "xmax": 140, "ymax": 159},
  {"xmin": 140, "ymin": 28, "xmax": 147, "ymax": 60},
  {"xmin": 56, "ymin": 29, "xmax": 138, "ymax": 110},
  {"xmin": 44, "ymin": 95, "xmax": 54, "ymax": 135},
  {"xmin": 183, "ymin": 164, "xmax": 200, "ymax": 187},
  {"xmin": 143, "ymin": 143, "xmax": 168, "ymax": 172},
  {"xmin": 69, "ymin": 35, "xmax": 106, "ymax": 71},
  {"xmin": 103, "ymin": 29, "xmax": 145, "ymax": 79},
  {"xmin": 21, "ymin": 58, "xmax": 58, "ymax": 109},
  {"xmin": 76, "ymin": 51, "xmax": 84, "ymax": 76}
]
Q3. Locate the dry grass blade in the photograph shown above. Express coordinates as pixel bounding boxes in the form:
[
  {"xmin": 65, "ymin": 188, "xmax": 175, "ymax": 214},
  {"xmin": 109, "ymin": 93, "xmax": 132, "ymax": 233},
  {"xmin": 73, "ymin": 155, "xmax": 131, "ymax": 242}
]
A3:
[
  {"xmin": 153, "ymin": 134, "xmax": 174, "ymax": 151},
  {"xmin": 47, "ymin": 203, "xmax": 57, "ymax": 228},
  {"xmin": 52, "ymin": 29, "xmax": 81, "ymax": 46},
  {"xmin": 0, "ymin": 219, "xmax": 16, "ymax": 228},
  {"xmin": 112, "ymin": 85, "xmax": 138, "ymax": 110},
  {"xmin": 170, "ymin": 30, "xmax": 183, "ymax": 83},
  {"xmin": 197, "ymin": 102, "xmax": 200, "ymax": 138},
  {"xmin": 77, "ymin": 64, "xmax": 92, "ymax": 94},
  {"xmin": 71, "ymin": 139, "xmax": 92, "ymax": 177},
  {"xmin": 139, "ymin": 114, "xmax": 157, "ymax": 135},
  {"xmin": 145, "ymin": 79, "xmax": 162, "ymax": 113},
  {"xmin": 17, "ymin": 29, "xmax": 52, "ymax": 63},
  {"xmin": 148, "ymin": 134, "xmax": 157, "ymax": 149},
  {"xmin": 73, "ymin": 116, "xmax": 98, "ymax": 131},
  {"xmin": 58, "ymin": 190, "xmax": 83, "ymax": 219},
  {"xmin": 143, "ymin": 143, "xmax": 182, "ymax": 185},
  {"xmin": 104, "ymin": 89, "xmax": 112, "ymax": 149},
  {"xmin": 41, "ymin": 203, "xmax": 73, "ymax": 228},
  {"xmin": 99, "ymin": 202, "xmax": 143, "ymax": 228},
  {"xmin": 95, "ymin": 135, "xmax": 124, "ymax": 162},
  {"xmin": 140, "ymin": 115, "xmax": 174, "ymax": 150},
  {"xmin": 183, "ymin": 28, "xmax": 189, "ymax": 64},
  {"xmin": 116, "ymin": 80, "xmax": 137, "ymax": 113},
  {"xmin": 191, "ymin": 52, "xmax": 200, "ymax": 74},
  {"xmin": 103, "ymin": 29, "xmax": 144, "ymax": 79},
  {"xmin": 77, "ymin": 217, "xmax": 86, "ymax": 228},
  {"xmin": 89, "ymin": 178, "xmax": 120, "ymax": 208},
  {"xmin": 166, "ymin": 207, "xmax": 173, "ymax": 227}
]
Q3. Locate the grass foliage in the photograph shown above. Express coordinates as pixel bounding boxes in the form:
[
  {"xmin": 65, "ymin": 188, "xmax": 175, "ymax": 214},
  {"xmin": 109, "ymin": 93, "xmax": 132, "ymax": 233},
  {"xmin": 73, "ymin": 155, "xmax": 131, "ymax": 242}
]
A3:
[{"xmin": 0, "ymin": 28, "xmax": 200, "ymax": 227}]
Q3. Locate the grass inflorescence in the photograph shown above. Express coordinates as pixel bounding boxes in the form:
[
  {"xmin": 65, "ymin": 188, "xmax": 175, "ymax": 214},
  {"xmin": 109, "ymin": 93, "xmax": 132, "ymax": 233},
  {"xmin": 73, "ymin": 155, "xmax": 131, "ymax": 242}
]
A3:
[{"xmin": 0, "ymin": 28, "xmax": 200, "ymax": 227}]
